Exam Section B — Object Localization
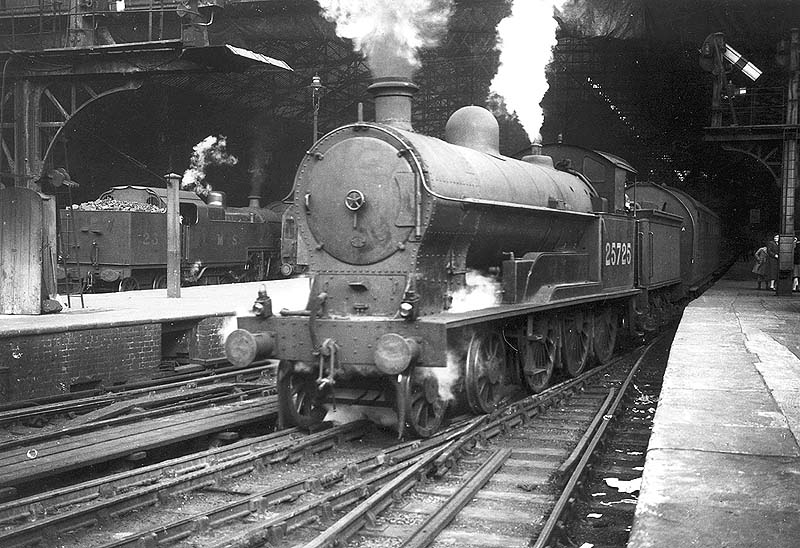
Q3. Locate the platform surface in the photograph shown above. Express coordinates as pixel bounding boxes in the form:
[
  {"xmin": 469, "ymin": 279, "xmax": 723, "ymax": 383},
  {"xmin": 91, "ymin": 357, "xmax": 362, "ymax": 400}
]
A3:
[
  {"xmin": 628, "ymin": 261, "xmax": 800, "ymax": 547},
  {"xmin": 0, "ymin": 277, "xmax": 310, "ymax": 337}
]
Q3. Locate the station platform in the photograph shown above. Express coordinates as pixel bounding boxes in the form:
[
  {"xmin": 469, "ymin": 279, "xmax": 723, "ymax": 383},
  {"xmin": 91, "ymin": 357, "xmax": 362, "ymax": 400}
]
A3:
[
  {"xmin": 0, "ymin": 278, "xmax": 308, "ymax": 402},
  {"xmin": 0, "ymin": 278, "xmax": 309, "ymax": 338},
  {"xmin": 628, "ymin": 261, "xmax": 800, "ymax": 547}
]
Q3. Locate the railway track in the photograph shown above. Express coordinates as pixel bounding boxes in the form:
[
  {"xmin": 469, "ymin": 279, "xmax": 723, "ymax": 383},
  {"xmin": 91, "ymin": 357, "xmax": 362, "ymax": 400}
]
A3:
[
  {"xmin": 314, "ymin": 343, "xmax": 658, "ymax": 548},
  {"xmin": 0, "ymin": 384, "xmax": 275, "ymax": 453},
  {"xmin": 0, "ymin": 365, "xmax": 280, "ymax": 501},
  {"xmin": 0, "ymin": 337, "xmax": 667, "ymax": 548},
  {"xmin": 0, "ymin": 422, "xmax": 368, "ymax": 548},
  {"xmin": 0, "ymin": 363, "xmax": 277, "ymax": 432},
  {"xmin": 561, "ymin": 327, "xmax": 673, "ymax": 547}
]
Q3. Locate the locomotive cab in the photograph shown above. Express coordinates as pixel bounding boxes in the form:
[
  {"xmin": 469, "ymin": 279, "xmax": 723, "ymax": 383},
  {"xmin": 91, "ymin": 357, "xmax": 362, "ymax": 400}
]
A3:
[{"xmin": 180, "ymin": 203, "xmax": 199, "ymax": 225}]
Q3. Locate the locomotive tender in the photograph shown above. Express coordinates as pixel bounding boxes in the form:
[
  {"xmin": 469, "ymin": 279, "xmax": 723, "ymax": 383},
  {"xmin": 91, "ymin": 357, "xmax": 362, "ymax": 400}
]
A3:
[
  {"xmin": 59, "ymin": 185, "xmax": 282, "ymax": 291},
  {"xmin": 225, "ymin": 79, "xmax": 722, "ymax": 437}
]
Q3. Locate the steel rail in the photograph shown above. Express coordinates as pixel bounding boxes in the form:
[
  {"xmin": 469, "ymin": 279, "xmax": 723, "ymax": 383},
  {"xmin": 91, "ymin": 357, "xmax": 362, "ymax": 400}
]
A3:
[
  {"xmin": 0, "ymin": 385, "xmax": 277, "ymax": 453},
  {"xmin": 287, "ymin": 352, "xmax": 640, "ymax": 548},
  {"xmin": 290, "ymin": 360, "xmax": 627, "ymax": 548},
  {"xmin": 0, "ymin": 362, "xmax": 276, "ymax": 426},
  {"xmin": 291, "ymin": 346, "xmax": 646, "ymax": 548},
  {"xmin": 532, "ymin": 337, "xmax": 660, "ymax": 548},
  {"xmin": 5, "ymin": 345, "xmax": 646, "ymax": 548},
  {"xmin": 296, "ymin": 443, "xmax": 456, "ymax": 548},
  {"xmin": 400, "ymin": 448, "xmax": 513, "ymax": 548},
  {"xmin": 97, "ymin": 422, "xmax": 481, "ymax": 548},
  {"xmin": 431, "ymin": 348, "xmax": 638, "ymax": 478},
  {"xmin": 0, "ymin": 421, "xmax": 482, "ymax": 543},
  {"xmin": 556, "ymin": 388, "xmax": 616, "ymax": 480},
  {"xmin": 0, "ymin": 422, "xmax": 368, "ymax": 547},
  {"xmin": 295, "ymin": 357, "xmax": 638, "ymax": 548},
  {"xmin": 128, "ymin": 349, "xmax": 642, "ymax": 548}
]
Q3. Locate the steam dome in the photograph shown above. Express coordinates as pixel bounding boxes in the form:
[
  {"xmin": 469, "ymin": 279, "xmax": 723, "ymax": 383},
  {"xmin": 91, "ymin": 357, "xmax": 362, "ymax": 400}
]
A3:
[{"xmin": 444, "ymin": 106, "xmax": 500, "ymax": 155}]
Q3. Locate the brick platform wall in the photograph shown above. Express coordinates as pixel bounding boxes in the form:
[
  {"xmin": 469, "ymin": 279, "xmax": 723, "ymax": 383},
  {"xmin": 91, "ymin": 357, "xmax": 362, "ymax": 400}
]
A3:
[
  {"xmin": 0, "ymin": 323, "xmax": 161, "ymax": 401},
  {"xmin": 189, "ymin": 316, "xmax": 237, "ymax": 365}
]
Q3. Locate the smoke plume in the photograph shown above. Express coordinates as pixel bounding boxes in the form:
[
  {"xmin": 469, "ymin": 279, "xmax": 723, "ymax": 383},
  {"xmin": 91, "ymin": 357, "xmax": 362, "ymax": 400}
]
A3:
[
  {"xmin": 316, "ymin": 0, "xmax": 453, "ymax": 78},
  {"xmin": 181, "ymin": 135, "xmax": 238, "ymax": 198},
  {"xmin": 490, "ymin": 0, "xmax": 567, "ymax": 141}
]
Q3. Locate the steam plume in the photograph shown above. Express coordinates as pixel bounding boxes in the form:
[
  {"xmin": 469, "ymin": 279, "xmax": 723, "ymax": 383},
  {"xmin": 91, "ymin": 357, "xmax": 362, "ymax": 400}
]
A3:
[
  {"xmin": 490, "ymin": 1, "xmax": 567, "ymax": 141},
  {"xmin": 316, "ymin": 0, "xmax": 453, "ymax": 78},
  {"xmin": 448, "ymin": 270, "xmax": 502, "ymax": 314},
  {"xmin": 432, "ymin": 351, "xmax": 462, "ymax": 402},
  {"xmin": 181, "ymin": 135, "xmax": 238, "ymax": 197}
]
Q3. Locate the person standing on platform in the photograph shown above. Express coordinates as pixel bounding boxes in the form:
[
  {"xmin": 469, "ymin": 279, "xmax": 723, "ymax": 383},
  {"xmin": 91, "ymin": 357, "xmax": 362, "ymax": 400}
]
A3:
[
  {"xmin": 753, "ymin": 245, "xmax": 768, "ymax": 289},
  {"xmin": 766, "ymin": 234, "xmax": 780, "ymax": 291},
  {"xmin": 793, "ymin": 237, "xmax": 800, "ymax": 292}
]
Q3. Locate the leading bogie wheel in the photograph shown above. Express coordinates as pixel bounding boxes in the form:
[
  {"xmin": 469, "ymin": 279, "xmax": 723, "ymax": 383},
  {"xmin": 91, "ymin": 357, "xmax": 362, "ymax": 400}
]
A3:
[
  {"xmin": 464, "ymin": 329, "xmax": 507, "ymax": 414},
  {"xmin": 521, "ymin": 317, "xmax": 557, "ymax": 393},
  {"xmin": 561, "ymin": 312, "xmax": 591, "ymax": 377},
  {"xmin": 400, "ymin": 372, "xmax": 446, "ymax": 438},
  {"xmin": 277, "ymin": 361, "xmax": 327, "ymax": 430}
]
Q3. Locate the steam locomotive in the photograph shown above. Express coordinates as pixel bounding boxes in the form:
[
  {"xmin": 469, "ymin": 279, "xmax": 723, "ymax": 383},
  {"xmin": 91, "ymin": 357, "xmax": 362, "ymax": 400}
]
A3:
[
  {"xmin": 225, "ymin": 78, "xmax": 723, "ymax": 438},
  {"xmin": 58, "ymin": 186, "xmax": 283, "ymax": 291}
]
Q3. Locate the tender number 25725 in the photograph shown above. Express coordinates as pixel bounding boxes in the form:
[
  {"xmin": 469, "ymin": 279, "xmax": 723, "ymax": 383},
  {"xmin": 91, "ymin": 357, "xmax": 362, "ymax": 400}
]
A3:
[{"xmin": 605, "ymin": 241, "xmax": 632, "ymax": 266}]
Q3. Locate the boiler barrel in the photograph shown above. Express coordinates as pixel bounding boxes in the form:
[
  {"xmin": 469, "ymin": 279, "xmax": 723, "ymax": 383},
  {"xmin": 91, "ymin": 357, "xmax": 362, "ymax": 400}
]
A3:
[{"xmin": 407, "ymin": 131, "xmax": 597, "ymax": 265}]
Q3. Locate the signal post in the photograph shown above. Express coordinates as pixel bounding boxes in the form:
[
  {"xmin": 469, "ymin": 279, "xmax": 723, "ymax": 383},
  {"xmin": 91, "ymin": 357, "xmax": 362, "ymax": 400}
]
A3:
[{"xmin": 701, "ymin": 30, "xmax": 800, "ymax": 296}]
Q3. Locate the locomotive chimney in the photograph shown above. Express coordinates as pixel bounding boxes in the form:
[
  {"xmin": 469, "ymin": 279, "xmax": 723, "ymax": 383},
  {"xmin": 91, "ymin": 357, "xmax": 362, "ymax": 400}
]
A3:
[
  {"xmin": 367, "ymin": 78, "xmax": 418, "ymax": 131},
  {"xmin": 522, "ymin": 135, "xmax": 555, "ymax": 168},
  {"xmin": 248, "ymin": 195, "xmax": 261, "ymax": 208},
  {"xmin": 529, "ymin": 135, "xmax": 543, "ymax": 156},
  {"xmin": 521, "ymin": 136, "xmax": 546, "ymax": 165}
]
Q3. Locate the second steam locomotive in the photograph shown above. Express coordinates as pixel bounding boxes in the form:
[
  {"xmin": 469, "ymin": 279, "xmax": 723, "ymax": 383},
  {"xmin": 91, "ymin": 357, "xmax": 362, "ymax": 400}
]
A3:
[
  {"xmin": 225, "ymin": 79, "xmax": 723, "ymax": 438},
  {"xmin": 59, "ymin": 185, "xmax": 284, "ymax": 291}
]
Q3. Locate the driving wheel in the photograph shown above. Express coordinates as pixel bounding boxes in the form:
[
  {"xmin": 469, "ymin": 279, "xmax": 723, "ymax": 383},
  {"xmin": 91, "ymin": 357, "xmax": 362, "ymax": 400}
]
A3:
[
  {"xmin": 521, "ymin": 317, "xmax": 557, "ymax": 393},
  {"xmin": 118, "ymin": 277, "xmax": 139, "ymax": 292},
  {"xmin": 650, "ymin": 294, "xmax": 666, "ymax": 327},
  {"xmin": 152, "ymin": 275, "xmax": 167, "ymax": 290},
  {"xmin": 464, "ymin": 330, "xmax": 506, "ymax": 413},
  {"xmin": 593, "ymin": 307, "xmax": 619, "ymax": 364},
  {"xmin": 561, "ymin": 312, "xmax": 591, "ymax": 377},
  {"xmin": 277, "ymin": 361, "xmax": 327, "ymax": 429}
]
